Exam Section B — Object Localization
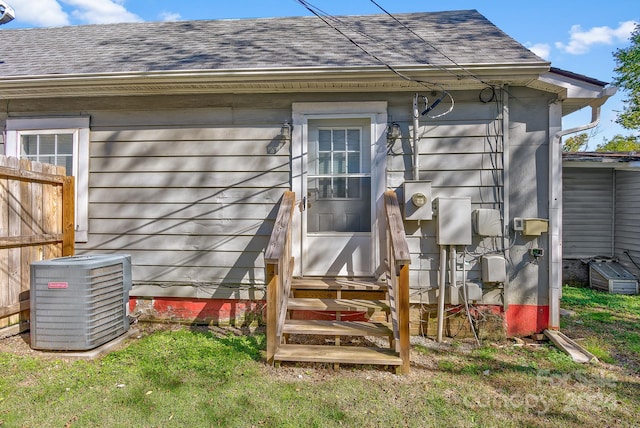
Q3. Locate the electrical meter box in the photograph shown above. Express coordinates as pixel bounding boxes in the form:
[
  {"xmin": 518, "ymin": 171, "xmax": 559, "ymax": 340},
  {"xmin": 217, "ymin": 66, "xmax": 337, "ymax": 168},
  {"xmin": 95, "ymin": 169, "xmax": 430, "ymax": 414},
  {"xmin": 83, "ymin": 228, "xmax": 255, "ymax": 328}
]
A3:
[
  {"xmin": 435, "ymin": 197, "xmax": 472, "ymax": 245},
  {"xmin": 403, "ymin": 180, "xmax": 432, "ymax": 220}
]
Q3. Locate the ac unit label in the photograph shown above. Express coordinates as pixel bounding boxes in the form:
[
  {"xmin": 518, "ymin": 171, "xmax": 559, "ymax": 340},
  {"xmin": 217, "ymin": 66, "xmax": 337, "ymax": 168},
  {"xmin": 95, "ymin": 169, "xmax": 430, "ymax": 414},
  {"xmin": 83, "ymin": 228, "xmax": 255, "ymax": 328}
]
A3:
[{"xmin": 48, "ymin": 282, "xmax": 68, "ymax": 289}]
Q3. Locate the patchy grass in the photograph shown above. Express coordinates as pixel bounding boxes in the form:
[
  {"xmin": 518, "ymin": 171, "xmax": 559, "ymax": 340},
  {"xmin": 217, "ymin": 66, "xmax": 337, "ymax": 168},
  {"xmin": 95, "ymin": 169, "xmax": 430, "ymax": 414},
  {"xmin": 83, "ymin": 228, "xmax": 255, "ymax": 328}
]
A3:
[
  {"xmin": 561, "ymin": 285, "xmax": 640, "ymax": 372},
  {"xmin": 0, "ymin": 287, "xmax": 638, "ymax": 427}
]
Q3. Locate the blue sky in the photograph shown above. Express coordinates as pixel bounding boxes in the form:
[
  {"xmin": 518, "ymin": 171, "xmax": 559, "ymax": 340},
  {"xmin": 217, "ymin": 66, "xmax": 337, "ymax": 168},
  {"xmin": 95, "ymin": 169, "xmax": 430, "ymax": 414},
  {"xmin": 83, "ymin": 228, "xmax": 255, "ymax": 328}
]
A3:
[{"xmin": 2, "ymin": 0, "xmax": 638, "ymax": 148}]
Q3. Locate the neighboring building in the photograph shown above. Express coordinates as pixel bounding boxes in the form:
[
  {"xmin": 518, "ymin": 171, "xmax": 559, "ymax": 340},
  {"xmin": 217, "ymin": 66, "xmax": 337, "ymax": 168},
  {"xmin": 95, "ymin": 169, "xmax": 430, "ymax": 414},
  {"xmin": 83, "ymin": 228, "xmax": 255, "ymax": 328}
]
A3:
[
  {"xmin": 563, "ymin": 152, "xmax": 640, "ymax": 283},
  {"xmin": 0, "ymin": 10, "xmax": 615, "ymax": 336}
]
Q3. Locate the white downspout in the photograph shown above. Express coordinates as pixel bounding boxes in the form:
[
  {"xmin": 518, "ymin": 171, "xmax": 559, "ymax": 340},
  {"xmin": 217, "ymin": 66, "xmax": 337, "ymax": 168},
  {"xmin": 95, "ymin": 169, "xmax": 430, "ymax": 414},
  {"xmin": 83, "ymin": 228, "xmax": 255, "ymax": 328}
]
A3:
[{"xmin": 548, "ymin": 87, "xmax": 616, "ymax": 329}]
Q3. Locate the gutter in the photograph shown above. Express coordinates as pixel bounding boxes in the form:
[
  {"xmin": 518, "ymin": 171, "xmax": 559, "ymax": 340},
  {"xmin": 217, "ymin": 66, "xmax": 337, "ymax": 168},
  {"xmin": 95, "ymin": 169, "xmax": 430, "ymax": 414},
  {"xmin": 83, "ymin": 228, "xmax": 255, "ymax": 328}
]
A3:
[
  {"xmin": 548, "ymin": 86, "xmax": 617, "ymax": 329},
  {"xmin": 0, "ymin": 63, "xmax": 550, "ymax": 99}
]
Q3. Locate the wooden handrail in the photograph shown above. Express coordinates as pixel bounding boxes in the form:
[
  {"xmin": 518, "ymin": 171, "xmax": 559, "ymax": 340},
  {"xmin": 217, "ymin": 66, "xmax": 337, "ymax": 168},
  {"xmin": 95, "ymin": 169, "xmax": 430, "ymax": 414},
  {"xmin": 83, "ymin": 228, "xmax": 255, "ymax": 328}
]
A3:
[
  {"xmin": 383, "ymin": 190, "xmax": 411, "ymax": 374},
  {"xmin": 384, "ymin": 190, "xmax": 411, "ymax": 265},
  {"xmin": 265, "ymin": 191, "xmax": 296, "ymax": 365}
]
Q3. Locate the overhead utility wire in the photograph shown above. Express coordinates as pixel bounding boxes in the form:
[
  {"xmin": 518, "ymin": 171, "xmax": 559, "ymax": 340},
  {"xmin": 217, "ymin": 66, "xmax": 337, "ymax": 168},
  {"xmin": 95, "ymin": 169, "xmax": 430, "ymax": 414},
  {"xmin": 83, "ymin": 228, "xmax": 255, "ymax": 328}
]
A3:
[
  {"xmin": 368, "ymin": 0, "xmax": 493, "ymax": 87},
  {"xmin": 294, "ymin": 0, "xmax": 445, "ymax": 90},
  {"xmin": 296, "ymin": 0, "xmax": 461, "ymax": 84}
]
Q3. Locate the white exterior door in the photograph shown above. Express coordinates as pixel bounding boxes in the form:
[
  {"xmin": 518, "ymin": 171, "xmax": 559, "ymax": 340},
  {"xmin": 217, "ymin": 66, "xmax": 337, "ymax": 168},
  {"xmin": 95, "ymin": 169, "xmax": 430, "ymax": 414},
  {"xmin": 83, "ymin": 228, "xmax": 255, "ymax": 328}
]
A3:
[{"xmin": 291, "ymin": 102, "xmax": 388, "ymax": 278}]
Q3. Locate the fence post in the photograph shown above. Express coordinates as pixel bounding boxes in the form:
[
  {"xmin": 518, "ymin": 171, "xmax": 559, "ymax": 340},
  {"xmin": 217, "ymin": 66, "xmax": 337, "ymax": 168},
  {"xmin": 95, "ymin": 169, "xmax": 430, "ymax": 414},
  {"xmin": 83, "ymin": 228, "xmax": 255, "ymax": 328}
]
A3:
[{"xmin": 62, "ymin": 176, "xmax": 75, "ymax": 256}]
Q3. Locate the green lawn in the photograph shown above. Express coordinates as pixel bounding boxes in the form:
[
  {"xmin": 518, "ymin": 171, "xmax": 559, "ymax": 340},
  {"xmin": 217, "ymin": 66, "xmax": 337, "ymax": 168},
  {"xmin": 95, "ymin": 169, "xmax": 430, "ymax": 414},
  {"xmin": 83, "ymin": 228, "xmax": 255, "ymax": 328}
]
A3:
[{"xmin": 0, "ymin": 286, "xmax": 638, "ymax": 427}]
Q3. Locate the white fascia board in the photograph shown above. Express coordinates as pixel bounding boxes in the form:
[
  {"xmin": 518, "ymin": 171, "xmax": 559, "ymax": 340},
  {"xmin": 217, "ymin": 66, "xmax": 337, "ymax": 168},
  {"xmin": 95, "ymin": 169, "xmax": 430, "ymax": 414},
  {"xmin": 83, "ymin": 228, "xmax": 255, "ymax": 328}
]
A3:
[
  {"xmin": 532, "ymin": 71, "xmax": 607, "ymax": 100},
  {"xmin": 530, "ymin": 71, "xmax": 615, "ymax": 116},
  {"xmin": 0, "ymin": 63, "xmax": 550, "ymax": 98}
]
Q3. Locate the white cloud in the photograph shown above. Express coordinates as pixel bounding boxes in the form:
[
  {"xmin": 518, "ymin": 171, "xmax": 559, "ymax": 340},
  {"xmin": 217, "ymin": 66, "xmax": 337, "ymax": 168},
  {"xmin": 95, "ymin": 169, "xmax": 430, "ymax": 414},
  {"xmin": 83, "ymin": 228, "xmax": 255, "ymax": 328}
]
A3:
[
  {"xmin": 527, "ymin": 43, "xmax": 551, "ymax": 60},
  {"xmin": 12, "ymin": 0, "xmax": 70, "ymax": 27},
  {"xmin": 160, "ymin": 11, "xmax": 181, "ymax": 22},
  {"xmin": 61, "ymin": 0, "xmax": 141, "ymax": 24},
  {"xmin": 555, "ymin": 20, "xmax": 637, "ymax": 55}
]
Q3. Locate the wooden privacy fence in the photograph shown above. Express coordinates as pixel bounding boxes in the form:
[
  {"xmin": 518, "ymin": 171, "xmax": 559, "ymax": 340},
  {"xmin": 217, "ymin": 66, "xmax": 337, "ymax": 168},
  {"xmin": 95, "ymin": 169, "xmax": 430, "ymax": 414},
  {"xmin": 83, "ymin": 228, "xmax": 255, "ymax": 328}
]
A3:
[{"xmin": 0, "ymin": 156, "xmax": 74, "ymax": 332}]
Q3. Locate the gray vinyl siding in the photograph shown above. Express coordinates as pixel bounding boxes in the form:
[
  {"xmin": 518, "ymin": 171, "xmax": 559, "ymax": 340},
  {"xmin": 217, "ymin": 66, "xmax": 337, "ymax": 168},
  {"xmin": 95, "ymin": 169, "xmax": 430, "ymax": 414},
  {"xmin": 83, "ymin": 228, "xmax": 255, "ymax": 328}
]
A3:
[
  {"xmin": 563, "ymin": 168, "xmax": 614, "ymax": 258},
  {"xmin": 67, "ymin": 96, "xmax": 293, "ymax": 293},
  {"xmin": 614, "ymin": 170, "xmax": 640, "ymax": 279},
  {"xmin": 84, "ymin": 125, "xmax": 288, "ymax": 287},
  {"xmin": 2, "ymin": 89, "xmax": 554, "ymax": 305},
  {"xmin": 504, "ymin": 88, "xmax": 551, "ymax": 305},
  {"xmin": 386, "ymin": 90, "xmax": 504, "ymax": 294}
]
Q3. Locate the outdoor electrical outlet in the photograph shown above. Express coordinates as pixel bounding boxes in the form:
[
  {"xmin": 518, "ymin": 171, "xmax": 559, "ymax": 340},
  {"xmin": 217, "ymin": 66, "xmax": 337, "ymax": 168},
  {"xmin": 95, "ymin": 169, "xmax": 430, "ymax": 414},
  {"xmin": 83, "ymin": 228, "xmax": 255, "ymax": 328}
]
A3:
[{"xmin": 530, "ymin": 248, "xmax": 544, "ymax": 258}]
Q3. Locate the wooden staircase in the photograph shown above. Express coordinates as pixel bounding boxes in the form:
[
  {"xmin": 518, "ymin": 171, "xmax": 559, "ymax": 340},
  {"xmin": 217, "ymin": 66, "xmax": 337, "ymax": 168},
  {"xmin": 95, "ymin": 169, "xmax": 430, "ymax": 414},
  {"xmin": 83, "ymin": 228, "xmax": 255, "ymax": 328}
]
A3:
[
  {"xmin": 276, "ymin": 277, "xmax": 402, "ymax": 371},
  {"xmin": 265, "ymin": 191, "xmax": 411, "ymax": 374}
]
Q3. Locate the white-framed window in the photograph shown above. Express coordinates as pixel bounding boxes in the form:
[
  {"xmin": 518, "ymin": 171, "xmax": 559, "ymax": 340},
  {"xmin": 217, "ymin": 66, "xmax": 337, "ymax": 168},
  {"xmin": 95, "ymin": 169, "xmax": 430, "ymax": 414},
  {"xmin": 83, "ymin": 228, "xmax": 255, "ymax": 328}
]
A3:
[{"xmin": 5, "ymin": 117, "xmax": 90, "ymax": 242}]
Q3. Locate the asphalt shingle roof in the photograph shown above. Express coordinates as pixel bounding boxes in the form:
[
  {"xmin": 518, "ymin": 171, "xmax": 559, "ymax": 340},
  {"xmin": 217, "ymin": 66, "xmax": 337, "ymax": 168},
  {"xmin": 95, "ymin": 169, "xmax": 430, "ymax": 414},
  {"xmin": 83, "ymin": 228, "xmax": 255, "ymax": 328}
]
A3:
[{"xmin": 0, "ymin": 10, "xmax": 544, "ymax": 77}]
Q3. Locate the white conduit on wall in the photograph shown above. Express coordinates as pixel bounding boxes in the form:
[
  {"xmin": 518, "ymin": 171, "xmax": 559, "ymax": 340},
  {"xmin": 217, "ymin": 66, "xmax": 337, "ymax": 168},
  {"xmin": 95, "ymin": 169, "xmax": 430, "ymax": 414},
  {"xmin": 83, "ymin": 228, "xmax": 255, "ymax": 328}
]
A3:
[
  {"xmin": 437, "ymin": 246, "xmax": 447, "ymax": 342},
  {"xmin": 413, "ymin": 93, "xmax": 420, "ymax": 181}
]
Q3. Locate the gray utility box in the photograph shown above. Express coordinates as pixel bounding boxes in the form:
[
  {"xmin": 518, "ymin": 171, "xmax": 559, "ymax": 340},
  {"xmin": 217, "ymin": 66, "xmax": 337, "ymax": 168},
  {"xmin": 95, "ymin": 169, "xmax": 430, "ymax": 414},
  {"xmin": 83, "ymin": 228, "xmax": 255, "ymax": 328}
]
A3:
[
  {"xmin": 435, "ymin": 197, "xmax": 472, "ymax": 245},
  {"xmin": 30, "ymin": 254, "xmax": 132, "ymax": 351},
  {"xmin": 589, "ymin": 260, "xmax": 638, "ymax": 295}
]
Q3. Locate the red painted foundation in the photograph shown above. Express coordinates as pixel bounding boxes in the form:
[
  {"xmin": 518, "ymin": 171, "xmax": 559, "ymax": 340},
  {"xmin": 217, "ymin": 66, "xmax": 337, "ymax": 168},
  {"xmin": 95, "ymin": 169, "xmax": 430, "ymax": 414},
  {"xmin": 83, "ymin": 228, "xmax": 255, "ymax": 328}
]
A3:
[
  {"xmin": 506, "ymin": 305, "xmax": 549, "ymax": 336},
  {"xmin": 130, "ymin": 297, "xmax": 266, "ymax": 325},
  {"xmin": 130, "ymin": 297, "xmax": 549, "ymax": 337}
]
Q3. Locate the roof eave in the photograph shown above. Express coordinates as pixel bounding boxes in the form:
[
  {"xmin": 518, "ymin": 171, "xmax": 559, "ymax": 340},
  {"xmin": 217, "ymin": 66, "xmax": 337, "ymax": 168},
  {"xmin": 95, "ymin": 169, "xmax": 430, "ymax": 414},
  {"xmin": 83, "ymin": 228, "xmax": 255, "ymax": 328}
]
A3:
[
  {"xmin": 0, "ymin": 63, "xmax": 550, "ymax": 99},
  {"xmin": 527, "ymin": 68, "xmax": 614, "ymax": 116}
]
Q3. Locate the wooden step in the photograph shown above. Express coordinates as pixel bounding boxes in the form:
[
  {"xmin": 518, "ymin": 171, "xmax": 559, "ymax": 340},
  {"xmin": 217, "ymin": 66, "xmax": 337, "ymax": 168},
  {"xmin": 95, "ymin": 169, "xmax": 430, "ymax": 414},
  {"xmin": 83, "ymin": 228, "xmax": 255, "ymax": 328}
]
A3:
[
  {"xmin": 292, "ymin": 278, "xmax": 387, "ymax": 292},
  {"xmin": 282, "ymin": 320, "xmax": 393, "ymax": 337},
  {"xmin": 274, "ymin": 344, "xmax": 402, "ymax": 366},
  {"xmin": 287, "ymin": 298, "xmax": 389, "ymax": 312}
]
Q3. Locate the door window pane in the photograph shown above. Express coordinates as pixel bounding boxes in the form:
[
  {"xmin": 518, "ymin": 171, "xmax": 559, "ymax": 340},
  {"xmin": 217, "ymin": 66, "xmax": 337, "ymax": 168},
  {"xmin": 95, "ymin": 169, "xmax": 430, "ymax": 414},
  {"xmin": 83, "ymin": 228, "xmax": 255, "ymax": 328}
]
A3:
[
  {"xmin": 347, "ymin": 152, "xmax": 360, "ymax": 173},
  {"xmin": 318, "ymin": 130, "xmax": 331, "ymax": 151},
  {"xmin": 347, "ymin": 129, "xmax": 360, "ymax": 150},
  {"xmin": 333, "ymin": 152, "xmax": 346, "ymax": 174},
  {"xmin": 318, "ymin": 153, "xmax": 331, "ymax": 174},
  {"xmin": 333, "ymin": 178, "xmax": 346, "ymax": 198},
  {"xmin": 318, "ymin": 178, "xmax": 332, "ymax": 198},
  {"xmin": 332, "ymin": 130, "xmax": 346, "ymax": 151}
]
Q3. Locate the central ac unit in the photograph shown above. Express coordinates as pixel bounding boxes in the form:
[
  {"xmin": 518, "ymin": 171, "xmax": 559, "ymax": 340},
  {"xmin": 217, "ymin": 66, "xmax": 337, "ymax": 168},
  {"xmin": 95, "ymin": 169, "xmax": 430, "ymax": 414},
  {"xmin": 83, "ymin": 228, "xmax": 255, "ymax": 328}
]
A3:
[{"xmin": 30, "ymin": 254, "xmax": 132, "ymax": 351}]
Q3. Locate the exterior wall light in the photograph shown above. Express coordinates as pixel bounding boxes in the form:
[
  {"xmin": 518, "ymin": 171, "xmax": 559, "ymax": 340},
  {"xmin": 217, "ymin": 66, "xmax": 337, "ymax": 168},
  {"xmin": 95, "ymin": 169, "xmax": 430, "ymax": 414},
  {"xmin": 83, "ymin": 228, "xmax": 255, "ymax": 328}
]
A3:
[
  {"xmin": 280, "ymin": 121, "xmax": 292, "ymax": 141},
  {"xmin": 387, "ymin": 122, "xmax": 401, "ymax": 142}
]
